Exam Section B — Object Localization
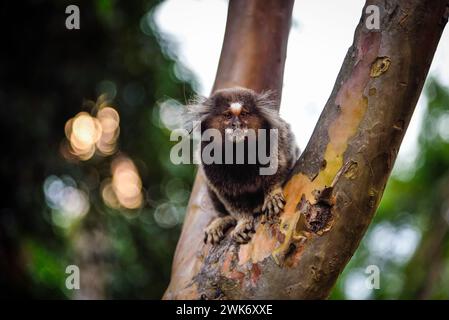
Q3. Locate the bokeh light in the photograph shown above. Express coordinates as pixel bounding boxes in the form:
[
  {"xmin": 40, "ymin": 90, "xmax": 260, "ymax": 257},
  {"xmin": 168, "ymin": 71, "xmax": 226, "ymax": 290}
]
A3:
[
  {"xmin": 63, "ymin": 98, "xmax": 144, "ymax": 213},
  {"xmin": 158, "ymin": 98, "xmax": 184, "ymax": 130},
  {"xmin": 154, "ymin": 202, "xmax": 182, "ymax": 228},
  {"xmin": 101, "ymin": 178, "xmax": 120, "ymax": 209},
  {"xmin": 63, "ymin": 101, "xmax": 120, "ymax": 160},
  {"xmin": 344, "ymin": 270, "xmax": 372, "ymax": 300},
  {"xmin": 367, "ymin": 222, "xmax": 421, "ymax": 265},
  {"xmin": 43, "ymin": 175, "xmax": 90, "ymax": 228},
  {"xmin": 101, "ymin": 156, "xmax": 144, "ymax": 210},
  {"xmin": 96, "ymin": 106, "xmax": 120, "ymax": 156}
]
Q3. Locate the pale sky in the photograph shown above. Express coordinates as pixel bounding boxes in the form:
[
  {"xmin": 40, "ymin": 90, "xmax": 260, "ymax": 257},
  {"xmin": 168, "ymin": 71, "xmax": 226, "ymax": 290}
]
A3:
[{"xmin": 153, "ymin": 0, "xmax": 449, "ymax": 172}]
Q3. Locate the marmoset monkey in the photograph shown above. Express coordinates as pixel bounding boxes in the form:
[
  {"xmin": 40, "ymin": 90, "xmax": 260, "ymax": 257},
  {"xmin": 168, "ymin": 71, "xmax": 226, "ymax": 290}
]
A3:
[{"xmin": 186, "ymin": 87, "xmax": 299, "ymax": 245}]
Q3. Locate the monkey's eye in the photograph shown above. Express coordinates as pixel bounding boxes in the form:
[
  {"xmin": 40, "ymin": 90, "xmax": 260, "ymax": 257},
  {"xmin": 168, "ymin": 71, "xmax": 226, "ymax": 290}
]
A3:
[
  {"xmin": 240, "ymin": 111, "xmax": 249, "ymax": 117},
  {"xmin": 223, "ymin": 112, "xmax": 232, "ymax": 119}
]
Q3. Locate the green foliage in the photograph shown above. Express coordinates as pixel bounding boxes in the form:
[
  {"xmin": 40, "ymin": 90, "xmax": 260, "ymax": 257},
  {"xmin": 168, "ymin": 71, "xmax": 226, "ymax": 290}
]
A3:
[{"xmin": 0, "ymin": 0, "xmax": 195, "ymax": 299}]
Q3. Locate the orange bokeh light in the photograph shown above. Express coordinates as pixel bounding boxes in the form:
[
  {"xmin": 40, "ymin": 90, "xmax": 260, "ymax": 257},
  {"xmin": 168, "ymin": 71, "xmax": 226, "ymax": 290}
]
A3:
[
  {"xmin": 106, "ymin": 156, "xmax": 143, "ymax": 209},
  {"xmin": 63, "ymin": 105, "xmax": 121, "ymax": 160}
]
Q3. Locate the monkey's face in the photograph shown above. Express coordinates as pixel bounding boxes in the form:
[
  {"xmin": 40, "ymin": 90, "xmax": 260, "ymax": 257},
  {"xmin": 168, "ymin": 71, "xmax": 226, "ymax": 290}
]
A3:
[{"xmin": 203, "ymin": 88, "xmax": 268, "ymax": 143}]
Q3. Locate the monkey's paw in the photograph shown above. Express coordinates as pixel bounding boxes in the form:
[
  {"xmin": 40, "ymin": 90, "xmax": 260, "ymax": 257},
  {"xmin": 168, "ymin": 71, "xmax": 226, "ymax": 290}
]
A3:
[
  {"xmin": 262, "ymin": 187, "xmax": 285, "ymax": 224},
  {"xmin": 204, "ymin": 216, "xmax": 236, "ymax": 245},
  {"xmin": 231, "ymin": 217, "xmax": 255, "ymax": 244}
]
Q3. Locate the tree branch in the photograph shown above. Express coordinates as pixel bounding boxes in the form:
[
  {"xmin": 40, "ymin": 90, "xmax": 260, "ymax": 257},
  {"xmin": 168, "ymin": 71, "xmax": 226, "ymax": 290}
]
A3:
[{"xmin": 164, "ymin": 0, "xmax": 449, "ymax": 299}]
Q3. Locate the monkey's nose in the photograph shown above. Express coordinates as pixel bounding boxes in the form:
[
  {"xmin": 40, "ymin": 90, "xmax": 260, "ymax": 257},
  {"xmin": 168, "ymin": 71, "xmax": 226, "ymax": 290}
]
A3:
[{"xmin": 231, "ymin": 116, "xmax": 241, "ymax": 128}]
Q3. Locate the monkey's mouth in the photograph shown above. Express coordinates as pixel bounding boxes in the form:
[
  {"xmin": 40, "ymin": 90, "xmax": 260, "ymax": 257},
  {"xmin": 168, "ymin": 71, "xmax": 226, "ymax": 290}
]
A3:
[{"xmin": 225, "ymin": 128, "xmax": 248, "ymax": 143}]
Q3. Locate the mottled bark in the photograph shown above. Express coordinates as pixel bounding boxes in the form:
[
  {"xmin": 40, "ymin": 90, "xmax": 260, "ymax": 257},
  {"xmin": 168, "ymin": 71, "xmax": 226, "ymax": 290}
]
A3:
[{"xmin": 164, "ymin": 0, "xmax": 449, "ymax": 299}]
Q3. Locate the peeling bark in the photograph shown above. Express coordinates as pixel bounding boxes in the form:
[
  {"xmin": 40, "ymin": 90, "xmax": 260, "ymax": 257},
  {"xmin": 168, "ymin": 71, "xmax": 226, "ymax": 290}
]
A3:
[{"xmin": 164, "ymin": 0, "xmax": 449, "ymax": 299}]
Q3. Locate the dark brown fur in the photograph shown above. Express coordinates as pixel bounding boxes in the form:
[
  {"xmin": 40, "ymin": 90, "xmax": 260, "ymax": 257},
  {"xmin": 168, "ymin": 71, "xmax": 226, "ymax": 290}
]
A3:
[{"xmin": 185, "ymin": 87, "xmax": 299, "ymax": 244}]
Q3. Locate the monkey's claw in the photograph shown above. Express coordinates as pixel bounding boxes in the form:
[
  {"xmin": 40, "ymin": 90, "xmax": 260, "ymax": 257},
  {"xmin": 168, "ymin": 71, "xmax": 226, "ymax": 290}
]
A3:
[
  {"xmin": 231, "ymin": 218, "xmax": 255, "ymax": 244},
  {"xmin": 262, "ymin": 188, "xmax": 285, "ymax": 223},
  {"xmin": 204, "ymin": 216, "xmax": 236, "ymax": 245}
]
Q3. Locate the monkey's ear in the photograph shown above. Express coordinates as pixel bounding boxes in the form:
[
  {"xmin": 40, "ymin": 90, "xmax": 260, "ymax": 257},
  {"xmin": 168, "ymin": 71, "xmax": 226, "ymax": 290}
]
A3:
[
  {"xmin": 182, "ymin": 95, "xmax": 211, "ymax": 134},
  {"xmin": 255, "ymin": 90, "xmax": 279, "ymax": 112},
  {"xmin": 255, "ymin": 90, "xmax": 278, "ymax": 110}
]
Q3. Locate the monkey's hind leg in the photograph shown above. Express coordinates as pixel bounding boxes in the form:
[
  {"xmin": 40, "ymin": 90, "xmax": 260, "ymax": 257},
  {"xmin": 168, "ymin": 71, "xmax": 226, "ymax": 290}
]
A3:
[
  {"xmin": 231, "ymin": 215, "xmax": 255, "ymax": 244},
  {"xmin": 204, "ymin": 215, "xmax": 236, "ymax": 245}
]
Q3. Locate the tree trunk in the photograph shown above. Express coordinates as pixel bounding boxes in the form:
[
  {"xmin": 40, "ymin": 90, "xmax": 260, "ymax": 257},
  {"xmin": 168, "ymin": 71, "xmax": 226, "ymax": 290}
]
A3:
[{"xmin": 164, "ymin": 0, "xmax": 449, "ymax": 299}]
